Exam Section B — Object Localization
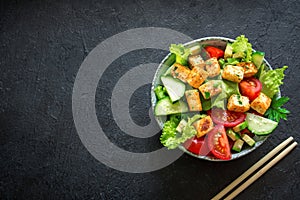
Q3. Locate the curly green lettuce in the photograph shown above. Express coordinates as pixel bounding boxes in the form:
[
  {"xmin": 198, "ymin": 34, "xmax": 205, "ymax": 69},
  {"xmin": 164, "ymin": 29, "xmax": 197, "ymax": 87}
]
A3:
[
  {"xmin": 259, "ymin": 66, "xmax": 288, "ymax": 98},
  {"xmin": 169, "ymin": 44, "xmax": 190, "ymax": 66},
  {"xmin": 231, "ymin": 35, "xmax": 252, "ymax": 62},
  {"xmin": 160, "ymin": 114, "xmax": 204, "ymax": 149}
]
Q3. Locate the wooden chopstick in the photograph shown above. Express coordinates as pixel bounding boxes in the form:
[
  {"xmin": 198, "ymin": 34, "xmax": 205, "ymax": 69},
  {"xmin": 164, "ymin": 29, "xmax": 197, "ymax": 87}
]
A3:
[
  {"xmin": 212, "ymin": 136, "xmax": 296, "ymax": 200},
  {"xmin": 224, "ymin": 141, "xmax": 297, "ymax": 199}
]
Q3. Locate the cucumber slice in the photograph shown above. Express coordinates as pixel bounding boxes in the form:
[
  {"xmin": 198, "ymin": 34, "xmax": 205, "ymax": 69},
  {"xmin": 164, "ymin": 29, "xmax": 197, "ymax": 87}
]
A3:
[
  {"xmin": 161, "ymin": 76, "xmax": 186, "ymax": 102},
  {"xmin": 154, "ymin": 98, "xmax": 188, "ymax": 116},
  {"xmin": 232, "ymin": 139, "xmax": 244, "ymax": 152},
  {"xmin": 252, "ymin": 51, "xmax": 265, "ymax": 68},
  {"xmin": 246, "ymin": 113, "xmax": 278, "ymax": 135}
]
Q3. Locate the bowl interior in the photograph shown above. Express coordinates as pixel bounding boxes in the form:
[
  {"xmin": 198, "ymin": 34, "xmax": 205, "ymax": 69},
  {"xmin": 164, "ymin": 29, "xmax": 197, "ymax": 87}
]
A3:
[{"xmin": 151, "ymin": 37, "xmax": 273, "ymax": 161}]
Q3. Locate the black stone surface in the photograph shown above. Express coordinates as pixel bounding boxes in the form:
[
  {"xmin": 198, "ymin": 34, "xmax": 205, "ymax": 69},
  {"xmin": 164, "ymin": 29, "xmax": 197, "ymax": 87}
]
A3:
[{"xmin": 1, "ymin": 0, "xmax": 300, "ymax": 199}]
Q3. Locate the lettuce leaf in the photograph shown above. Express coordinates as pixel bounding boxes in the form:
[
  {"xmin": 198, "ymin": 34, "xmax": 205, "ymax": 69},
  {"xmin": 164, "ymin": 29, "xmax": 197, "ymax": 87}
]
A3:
[
  {"xmin": 169, "ymin": 44, "xmax": 190, "ymax": 66},
  {"xmin": 160, "ymin": 114, "xmax": 205, "ymax": 149},
  {"xmin": 259, "ymin": 66, "xmax": 288, "ymax": 98},
  {"xmin": 231, "ymin": 35, "xmax": 252, "ymax": 62}
]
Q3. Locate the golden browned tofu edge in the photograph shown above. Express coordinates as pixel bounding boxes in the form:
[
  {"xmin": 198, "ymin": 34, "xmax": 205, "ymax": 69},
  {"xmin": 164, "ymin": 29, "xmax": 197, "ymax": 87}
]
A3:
[
  {"xmin": 193, "ymin": 116, "xmax": 214, "ymax": 138},
  {"xmin": 185, "ymin": 90, "xmax": 202, "ymax": 111},
  {"xmin": 170, "ymin": 63, "xmax": 190, "ymax": 83},
  {"xmin": 250, "ymin": 92, "xmax": 271, "ymax": 115}
]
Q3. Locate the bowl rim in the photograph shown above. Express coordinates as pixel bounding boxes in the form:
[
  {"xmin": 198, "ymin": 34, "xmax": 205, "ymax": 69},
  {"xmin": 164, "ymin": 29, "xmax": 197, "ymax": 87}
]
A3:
[{"xmin": 151, "ymin": 36, "xmax": 277, "ymax": 161}]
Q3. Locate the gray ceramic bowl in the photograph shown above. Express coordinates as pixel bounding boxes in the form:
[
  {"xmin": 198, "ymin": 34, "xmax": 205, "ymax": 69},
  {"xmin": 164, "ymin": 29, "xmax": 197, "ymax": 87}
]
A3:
[{"xmin": 151, "ymin": 37, "xmax": 275, "ymax": 161}]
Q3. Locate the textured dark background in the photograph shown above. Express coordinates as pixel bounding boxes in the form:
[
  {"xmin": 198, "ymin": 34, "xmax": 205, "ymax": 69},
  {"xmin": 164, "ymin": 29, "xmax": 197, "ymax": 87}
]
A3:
[{"xmin": 1, "ymin": 0, "xmax": 300, "ymax": 199}]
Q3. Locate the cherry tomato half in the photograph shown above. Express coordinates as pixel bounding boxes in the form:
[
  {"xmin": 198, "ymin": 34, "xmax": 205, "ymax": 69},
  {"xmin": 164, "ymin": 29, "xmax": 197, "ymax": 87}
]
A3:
[
  {"xmin": 207, "ymin": 108, "xmax": 246, "ymax": 128},
  {"xmin": 204, "ymin": 46, "xmax": 224, "ymax": 59},
  {"xmin": 183, "ymin": 136, "xmax": 211, "ymax": 156},
  {"xmin": 207, "ymin": 125, "xmax": 231, "ymax": 160},
  {"xmin": 239, "ymin": 77, "xmax": 262, "ymax": 101}
]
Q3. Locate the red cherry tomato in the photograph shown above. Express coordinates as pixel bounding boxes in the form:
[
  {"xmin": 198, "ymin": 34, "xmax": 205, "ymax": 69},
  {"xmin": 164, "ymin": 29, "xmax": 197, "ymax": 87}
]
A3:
[
  {"xmin": 207, "ymin": 108, "xmax": 246, "ymax": 128},
  {"xmin": 204, "ymin": 46, "xmax": 224, "ymax": 59},
  {"xmin": 207, "ymin": 125, "xmax": 231, "ymax": 160},
  {"xmin": 239, "ymin": 77, "xmax": 262, "ymax": 101},
  {"xmin": 183, "ymin": 136, "xmax": 211, "ymax": 156}
]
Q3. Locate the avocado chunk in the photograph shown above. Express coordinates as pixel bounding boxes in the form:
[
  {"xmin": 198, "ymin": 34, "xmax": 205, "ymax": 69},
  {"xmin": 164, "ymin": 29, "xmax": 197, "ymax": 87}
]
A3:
[
  {"xmin": 224, "ymin": 43, "xmax": 233, "ymax": 59},
  {"xmin": 226, "ymin": 129, "xmax": 240, "ymax": 141},
  {"xmin": 241, "ymin": 134, "xmax": 256, "ymax": 147},
  {"xmin": 232, "ymin": 139, "xmax": 244, "ymax": 152},
  {"xmin": 232, "ymin": 52, "xmax": 245, "ymax": 59},
  {"xmin": 233, "ymin": 121, "xmax": 248, "ymax": 132}
]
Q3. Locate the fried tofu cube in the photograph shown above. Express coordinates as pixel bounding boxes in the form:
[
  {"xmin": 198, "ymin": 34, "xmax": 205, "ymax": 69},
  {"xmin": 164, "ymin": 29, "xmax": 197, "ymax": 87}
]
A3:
[
  {"xmin": 185, "ymin": 90, "xmax": 202, "ymax": 111},
  {"xmin": 205, "ymin": 57, "xmax": 221, "ymax": 77},
  {"xmin": 222, "ymin": 65, "xmax": 244, "ymax": 83},
  {"xmin": 227, "ymin": 94, "xmax": 250, "ymax": 112},
  {"xmin": 170, "ymin": 63, "xmax": 191, "ymax": 83},
  {"xmin": 198, "ymin": 80, "xmax": 222, "ymax": 99},
  {"xmin": 193, "ymin": 116, "xmax": 214, "ymax": 138},
  {"xmin": 237, "ymin": 62, "xmax": 258, "ymax": 78},
  {"xmin": 250, "ymin": 92, "xmax": 271, "ymax": 115},
  {"xmin": 188, "ymin": 55, "xmax": 205, "ymax": 69},
  {"xmin": 186, "ymin": 67, "xmax": 208, "ymax": 88}
]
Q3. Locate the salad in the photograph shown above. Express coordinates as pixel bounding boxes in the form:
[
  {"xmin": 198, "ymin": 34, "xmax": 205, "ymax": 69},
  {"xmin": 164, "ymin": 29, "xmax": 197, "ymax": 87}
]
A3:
[{"xmin": 153, "ymin": 35, "xmax": 289, "ymax": 160}]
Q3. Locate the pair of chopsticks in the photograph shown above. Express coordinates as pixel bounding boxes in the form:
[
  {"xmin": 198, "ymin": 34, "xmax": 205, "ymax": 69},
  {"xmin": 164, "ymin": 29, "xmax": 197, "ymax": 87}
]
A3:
[{"xmin": 212, "ymin": 136, "xmax": 297, "ymax": 200}]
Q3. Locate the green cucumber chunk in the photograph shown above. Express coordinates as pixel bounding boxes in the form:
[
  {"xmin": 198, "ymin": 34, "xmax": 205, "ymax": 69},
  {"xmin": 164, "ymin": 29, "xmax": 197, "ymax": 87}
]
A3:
[
  {"xmin": 154, "ymin": 97, "xmax": 188, "ymax": 116},
  {"xmin": 233, "ymin": 121, "xmax": 248, "ymax": 132},
  {"xmin": 252, "ymin": 51, "xmax": 265, "ymax": 68},
  {"xmin": 226, "ymin": 129, "xmax": 240, "ymax": 141},
  {"xmin": 232, "ymin": 139, "xmax": 244, "ymax": 152},
  {"xmin": 241, "ymin": 134, "xmax": 256, "ymax": 147},
  {"xmin": 161, "ymin": 76, "xmax": 186, "ymax": 102},
  {"xmin": 246, "ymin": 113, "xmax": 278, "ymax": 135}
]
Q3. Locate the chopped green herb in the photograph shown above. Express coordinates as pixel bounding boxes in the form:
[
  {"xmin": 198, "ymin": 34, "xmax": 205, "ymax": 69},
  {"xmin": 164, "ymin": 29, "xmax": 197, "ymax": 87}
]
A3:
[
  {"xmin": 265, "ymin": 96, "xmax": 290, "ymax": 122},
  {"xmin": 204, "ymin": 92, "xmax": 210, "ymax": 99},
  {"xmin": 236, "ymin": 95, "xmax": 243, "ymax": 105}
]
